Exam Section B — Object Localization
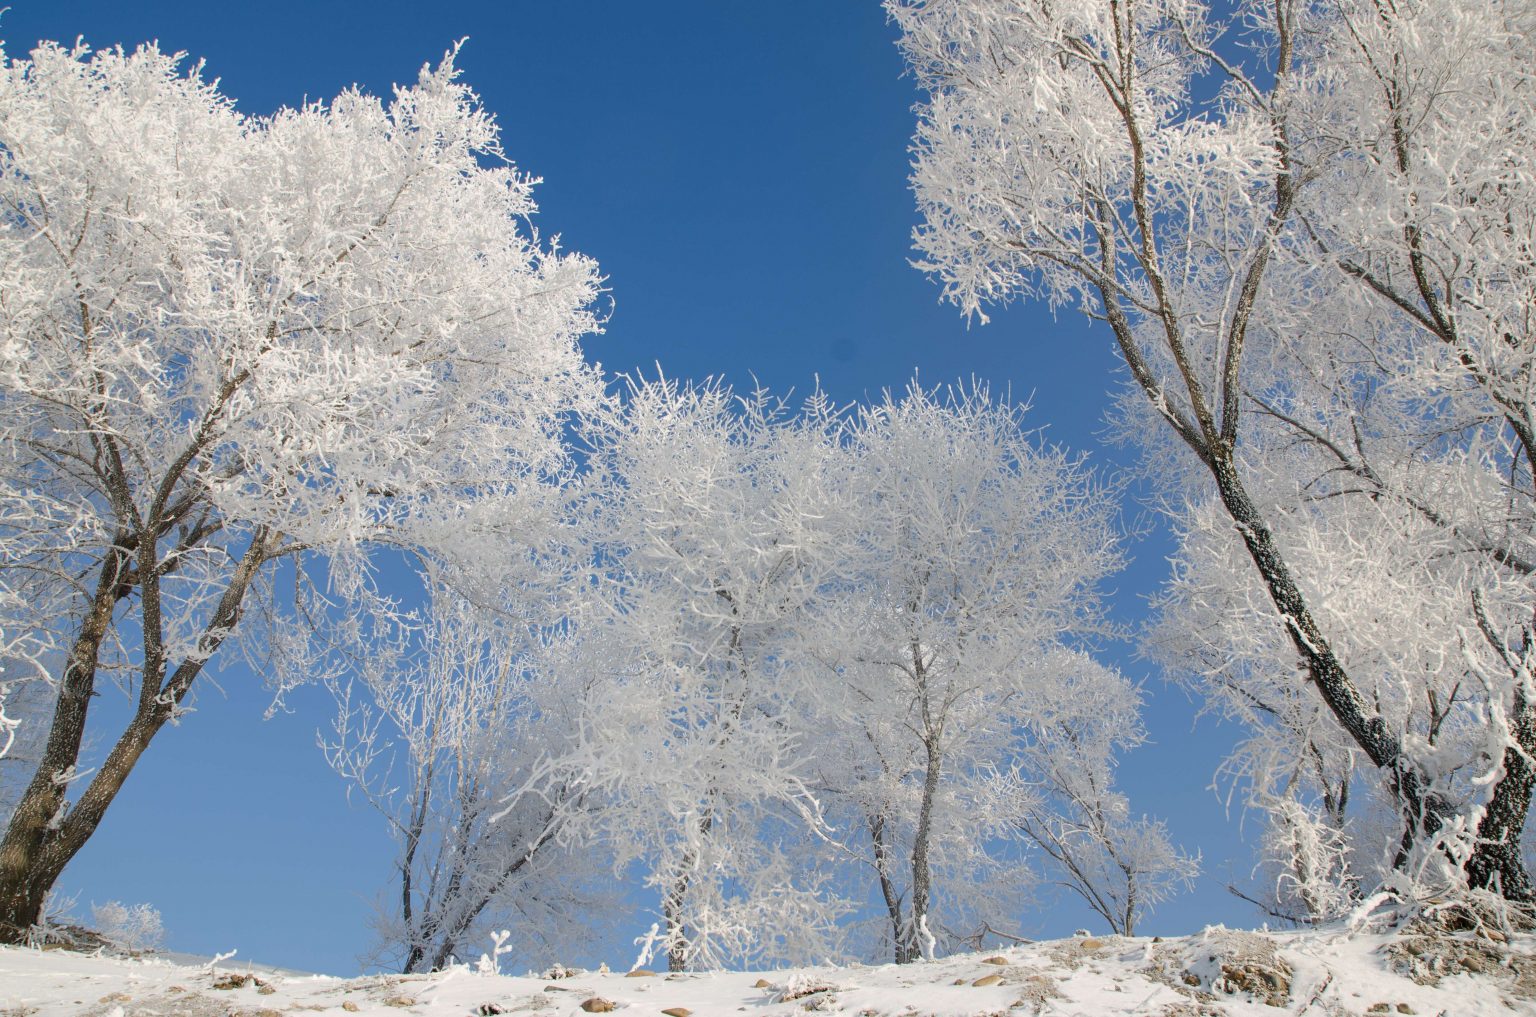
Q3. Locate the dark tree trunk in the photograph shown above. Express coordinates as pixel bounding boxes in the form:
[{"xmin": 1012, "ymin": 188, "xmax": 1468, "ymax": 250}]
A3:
[
  {"xmin": 869, "ymin": 812, "xmax": 915, "ymax": 964},
  {"xmin": 420, "ymin": 811, "xmax": 555, "ymax": 973},
  {"xmin": 908, "ymin": 738, "xmax": 941, "ymax": 962},
  {"xmin": 0, "ymin": 548, "xmax": 129, "ymax": 942},
  {"xmin": 662, "ymin": 811, "xmax": 711, "ymax": 973},
  {"xmin": 663, "ymin": 861, "xmax": 692, "ymax": 973},
  {"xmin": 1208, "ymin": 450, "xmax": 1536, "ymax": 897},
  {"xmin": 1465, "ymin": 695, "xmax": 1536, "ymax": 906},
  {"xmin": 1204, "ymin": 453, "xmax": 1467, "ymax": 866},
  {"xmin": 0, "ymin": 533, "xmax": 268, "ymax": 944}
]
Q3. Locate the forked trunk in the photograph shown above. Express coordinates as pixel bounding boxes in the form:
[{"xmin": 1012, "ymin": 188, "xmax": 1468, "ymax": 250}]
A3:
[
  {"xmin": 1, "ymin": 710, "xmax": 210, "ymax": 941},
  {"xmin": 908, "ymin": 738, "xmax": 941, "ymax": 962},
  {"xmin": 0, "ymin": 533, "xmax": 268, "ymax": 943},
  {"xmin": 0, "ymin": 861, "xmax": 56, "ymax": 946},
  {"xmin": 0, "ymin": 548, "xmax": 127, "ymax": 942}
]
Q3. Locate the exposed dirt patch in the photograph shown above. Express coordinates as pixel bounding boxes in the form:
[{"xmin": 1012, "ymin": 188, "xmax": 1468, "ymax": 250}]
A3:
[
  {"xmin": 1011, "ymin": 972, "xmax": 1064, "ymax": 1015},
  {"xmin": 1145, "ymin": 928, "xmax": 1291, "ymax": 1008},
  {"xmin": 1046, "ymin": 933, "xmax": 1115, "ymax": 969},
  {"xmin": 1384, "ymin": 918, "xmax": 1536, "ymax": 999},
  {"xmin": 1157, "ymin": 1003, "xmax": 1229, "ymax": 1017},
  {"xmin": 771, "ymin": 975, "xmax": 843, "ymax": 1002}
]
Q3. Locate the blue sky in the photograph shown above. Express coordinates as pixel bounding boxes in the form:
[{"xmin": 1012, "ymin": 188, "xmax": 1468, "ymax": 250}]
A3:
[{"xmin": 1, "ymin": 0, "xmax": 1255, "ymax": 974}]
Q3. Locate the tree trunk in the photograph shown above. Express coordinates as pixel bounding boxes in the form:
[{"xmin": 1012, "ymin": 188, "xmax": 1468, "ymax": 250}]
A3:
[
  {"xmin": 0, "ymin": 533, "xmax": 267, "ymax": 943},
  {"xmin": 0, "ymin": 548, "xmax": 128, "ymax": 942},
  {"xmin": 1204, "ymin": 453, "xmax": 1465, "ymax": 866},
  {"xmin": 662, "ymin": 809, "xmax": 712, "ymax": 973},
  {"xmin": 663, "ymin": 860, "xmax": 692, "ymax": 973},
  {"xmin": 0, "ymin": 712, "xmax": 163, "ymax": 938},
  {"xmin": 1207, "ymin": 447, "xmax": 1533, "ymax": 900},
  {"xmin": 869, "ymin": 812, "xmax": 915, "ymax": 964},
  {"xmin": 421, "ymin": 809, "xmax": 557, "ymax": 973},
  {"xmin": 1465, "ymin": 694, "xmax": 1536, "ymax": 906},
  {"xmin": 908, "ymin": 738, "xmax": 941, "ymax": 962}
]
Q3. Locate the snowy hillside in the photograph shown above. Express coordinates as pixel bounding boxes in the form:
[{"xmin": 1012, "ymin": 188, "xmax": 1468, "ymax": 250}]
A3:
[{"xmin": 3, "ymin": 920, "xmax": 1531, "ymax": 1016}]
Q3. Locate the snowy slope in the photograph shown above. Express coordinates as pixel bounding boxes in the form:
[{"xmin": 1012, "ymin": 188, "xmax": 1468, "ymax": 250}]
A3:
[{"xmin": 2, "ymin": 923, "xmax": 1530, "ymax": 1016}]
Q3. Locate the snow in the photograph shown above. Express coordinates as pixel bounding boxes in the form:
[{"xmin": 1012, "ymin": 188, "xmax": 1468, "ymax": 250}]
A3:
[{"xmin": 3, "ymin": 924, "xmax": 1529, "ymax": 1016}]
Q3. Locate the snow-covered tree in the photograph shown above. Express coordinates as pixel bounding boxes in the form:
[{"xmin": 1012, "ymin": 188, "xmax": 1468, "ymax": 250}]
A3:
[
  {"xmin": 0, "ymin": 39, "xmax": 601, "ymax": 941},
  {"xmin": 323, "ymin": 587, "xmax": 609, "ymax": 973},
  {"xmin": 891, "ymin": 0, "xmax": 1536, "ymax": 904},
  {"xmin": 1013, "ymin": 692, "xmax": 1200, "ymax": 936},
  {"xmin": 550, "ymin": 378, "xmax": 851, "ymax": 971},
  {"xmin": 319, "ymin": 375, "xmax": 1174, "ymax": 969},
  {"xmin": 811, "ymin": 383, "xmax": 1187, "ymax": 954}
]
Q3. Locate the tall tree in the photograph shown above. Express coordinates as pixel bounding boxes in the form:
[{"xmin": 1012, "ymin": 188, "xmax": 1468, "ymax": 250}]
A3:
[
  {"xmin": 0, "ymin": 40, "xmax": 601, "ymax": 940},
  {"xmin": 891, "ymin": 0, "xmax": 1536, "ymax": 903},
  {"xmin": 553, "ymin": 378, "xmax": 850, "ymax": 971},
  {"xmin": 812, "ymin": 383, "xmax": 1189, "ymax": 955}
]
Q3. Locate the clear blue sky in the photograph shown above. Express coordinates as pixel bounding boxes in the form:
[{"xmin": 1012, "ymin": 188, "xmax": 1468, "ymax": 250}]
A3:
[{"xmin": 1, "ymin": 0, "xmax": 1254, "ymax": 974}]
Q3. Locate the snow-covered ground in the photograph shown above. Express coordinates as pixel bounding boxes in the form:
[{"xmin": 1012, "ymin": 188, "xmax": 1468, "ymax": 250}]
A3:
[{"xmin": 3, "ymin": 921, "xmax": 1531, "ymax": 1016}]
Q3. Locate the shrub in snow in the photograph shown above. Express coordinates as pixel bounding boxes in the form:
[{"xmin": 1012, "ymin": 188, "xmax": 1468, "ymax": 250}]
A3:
[
  {"xmin": 771, "ymin": 973, "xmax": 843, "ymax": 1003},
  {"xmin": 90, "ymin": 900, "xmax": 164, "ymax": 953}
]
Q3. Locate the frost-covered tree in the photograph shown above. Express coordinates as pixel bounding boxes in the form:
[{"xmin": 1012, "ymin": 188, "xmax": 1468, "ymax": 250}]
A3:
[
  {"xmin": 323, "ymin": 587, "xmax": 608, "ymax": 973},
  {"xmin": 0, "ymin": 40, "xmax": 601, "ymax": 940},
  {"xmin": 812, "ymin": 384, "xmax": 1188, "ymax": 954},
  {"xmin": 892, "ymin": 0, "xmax": 1536, "ymax": 904},
  {"xmin": 323, "ymin": 376, "xmax": 1175, "ymax": 969},
  {"xmin": 1013, "ymin": 697, "xmax": 1200, "ymax": 936},
  {"xmin": 551, "ymin": 378, "xmax": 851, "ymax": 971}
]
